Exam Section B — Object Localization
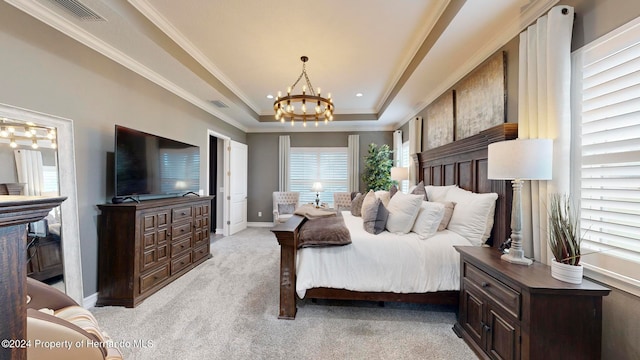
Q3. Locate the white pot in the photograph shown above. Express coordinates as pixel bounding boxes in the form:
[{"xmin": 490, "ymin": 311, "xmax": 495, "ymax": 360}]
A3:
[{"xmin": 551, "ymin": 259, "xmax": 583, "ymax": 284}]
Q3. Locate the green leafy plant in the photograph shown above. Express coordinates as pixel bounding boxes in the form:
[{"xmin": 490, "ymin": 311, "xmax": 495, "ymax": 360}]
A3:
[
  {"xmin": 548, "ymin": 194, "xmax": 582, "ymax": 266},
  {"xmin": 362, "ymin": 143, "xmax": 394, "ymax": 191}
]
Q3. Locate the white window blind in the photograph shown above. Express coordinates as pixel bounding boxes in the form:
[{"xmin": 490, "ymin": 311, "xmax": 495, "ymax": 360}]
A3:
[
  {"xmin": 574, "ymin": 16, "xmax": 640, "ymax": 290},
  {"xmin": 400, "ymin": 141, "xmax": 410, "ymax": 193},
  {"xmin": 42, "ymin": 165, "xmax": 59, "ymax": 195},
  {"xmin": 290, "ymin": 147, "xmax": 348, "ymax": 206}
]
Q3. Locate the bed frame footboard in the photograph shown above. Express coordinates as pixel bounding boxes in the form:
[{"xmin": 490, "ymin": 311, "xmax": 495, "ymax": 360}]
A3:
[{"xmin": 271, "ymin": 215, "xmax": 306, "ymax": 319}]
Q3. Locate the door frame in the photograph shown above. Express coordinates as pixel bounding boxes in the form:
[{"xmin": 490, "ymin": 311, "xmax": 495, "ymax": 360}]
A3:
[{"xmin": 206, "ymin": 129, "xmax": 230, "ymax": 236}]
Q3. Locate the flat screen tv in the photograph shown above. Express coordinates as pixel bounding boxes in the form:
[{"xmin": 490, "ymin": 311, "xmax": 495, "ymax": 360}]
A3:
[{"xmin": 115, "ymin": 125, "xmax": 200, "ymax": 198}]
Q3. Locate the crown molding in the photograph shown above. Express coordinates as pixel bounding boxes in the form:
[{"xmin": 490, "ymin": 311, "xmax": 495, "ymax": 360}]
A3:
[
  {"xmin": 5, "ymin": 0, "xmax": 249, "ymax": 133},
  {"xmin": 127, "ymin": 0, "xmax": 261, "ymax": 114},
  {"xmin": 244, "ymin": 123, "xmax": 395, "ymax": 133}
]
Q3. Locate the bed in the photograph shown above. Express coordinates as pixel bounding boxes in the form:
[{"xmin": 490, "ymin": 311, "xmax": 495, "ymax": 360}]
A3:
[{"xmin": 272, "ymin": 123, "xmax": 517, "ymax": 319}]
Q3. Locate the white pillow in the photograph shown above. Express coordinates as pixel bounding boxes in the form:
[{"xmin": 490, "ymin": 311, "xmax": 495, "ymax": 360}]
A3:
[
  {"xmin": 411, "ymin": 201, "xmax": 445, "ymax": 239},
  {"xmin": 425, "ymin": 185, "xmax": 458, "ymax": 202},
  {"xmin": 444, "ymin": 187, "xmax": 498, "ymax": 246},
  {"xmin": 385, "ymin": 192, "xmax": 423, "ymax": 234}
]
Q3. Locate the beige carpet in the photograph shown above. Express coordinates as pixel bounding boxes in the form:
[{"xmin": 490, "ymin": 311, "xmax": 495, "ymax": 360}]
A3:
[{"xmin": 91, "ymin": 227, "xmax": 476, "ymax": 360}]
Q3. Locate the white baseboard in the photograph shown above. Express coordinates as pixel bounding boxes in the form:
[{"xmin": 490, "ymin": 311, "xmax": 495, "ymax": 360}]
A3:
[
  {"xmin": 214, "ymin": 228, "xmax": 224, "ymax": 234},
  {"xmin": 247, "ymin": 222, "xmax": 273, "ymax": 228},
  {"xmin": 83, "ymin": 292, "xmax": 98, "ymax": 309}
]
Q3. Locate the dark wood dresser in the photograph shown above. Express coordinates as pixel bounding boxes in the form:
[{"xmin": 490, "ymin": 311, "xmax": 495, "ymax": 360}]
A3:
[
  {"xmin": 454, "ymin": 246, "xmax": 610, "ymax": 360},
  {"xmin": 96, "ymin": 196, "xmax": 213, "ymax": 307},
  {"xmin": 0, "ymin": 196, "xmax": 66, "ymax": 360}
]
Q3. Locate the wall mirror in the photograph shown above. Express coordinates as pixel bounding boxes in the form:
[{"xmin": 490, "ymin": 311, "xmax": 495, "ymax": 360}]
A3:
[{"xmin": 0, "ymin": 103, "xmax": 83, "ymax": 304}]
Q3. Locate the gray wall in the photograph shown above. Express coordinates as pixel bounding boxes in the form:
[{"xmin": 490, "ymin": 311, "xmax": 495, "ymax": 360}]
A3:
[
  {"xmin": 0, "ymin": 2, "xmax": 245, "ymax": 296},
  {"xmin": 246, "ymin": 131, "xmax": 392, "ymax": 223}
]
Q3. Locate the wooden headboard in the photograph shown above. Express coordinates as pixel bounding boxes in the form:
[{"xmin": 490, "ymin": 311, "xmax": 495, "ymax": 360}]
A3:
[{"xmin": 413, "ymin": 123, "xmax": 518, "ymax": 248}]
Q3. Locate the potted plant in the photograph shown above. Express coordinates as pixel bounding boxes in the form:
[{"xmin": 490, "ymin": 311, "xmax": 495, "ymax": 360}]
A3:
[
  {"xmin": 548, "ymin": 193, "xmax": 583, "ymax": 284},
  {"xmin": 362, "ymin": 143, "xmax": 393, "ymax": 191}
]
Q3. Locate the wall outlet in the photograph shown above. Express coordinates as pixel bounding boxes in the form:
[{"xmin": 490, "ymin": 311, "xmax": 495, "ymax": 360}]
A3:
[
  {"xmin": 258, "ymin": 211, "xmax": 262, "ymax": 217},
  {"xmin": 219, "ymin": 187, "xmax": 224, "ymax": 193}
]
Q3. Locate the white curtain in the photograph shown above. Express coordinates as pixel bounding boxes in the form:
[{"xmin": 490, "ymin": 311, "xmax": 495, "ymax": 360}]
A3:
[
  {"xmin": 408, "ymin": 117, "xmax": 422, "ymax": 185},
  {"xmin": 14, "ymin": 149, "xmax": 45, "ymax": 196},
  {"xmin": 392, "ymin": 130, "xmax": 402, "ymax": 166},
  {"xmin": 347, "ymin": 134, "xmax": 359, "ymax": 191},
  {"xmin": 518, "ymin": 5, "xmax": 574, "ymax": 263},
  {"xmin": 278, "ymin": 135, "xmax": 290, "ymax": 191}
]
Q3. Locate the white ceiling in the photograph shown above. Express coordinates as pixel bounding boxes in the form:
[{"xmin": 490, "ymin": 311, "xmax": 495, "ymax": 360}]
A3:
[{"xmin": 6, "ymin": 0, "xmax": 558, "ymax": 132}]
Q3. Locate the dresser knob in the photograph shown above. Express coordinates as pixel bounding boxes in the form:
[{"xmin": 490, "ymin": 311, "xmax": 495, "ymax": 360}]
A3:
[{"xmin": 482, "ymin": 282, "xmax": 490, "ymax": 288}]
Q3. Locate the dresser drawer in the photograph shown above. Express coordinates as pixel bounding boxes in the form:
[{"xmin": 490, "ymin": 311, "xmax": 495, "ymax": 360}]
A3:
[
  {"xmin": 139, "ymin": 264, "xmax": 170, "ymax": 294},
  {"xmin": 171, "ymin": 252, "xmax": 192, "ymax": 275},
  {"xmin": 171, "ymin": 236, "xmax": 191, "ymax": 257},
  {"xmin": 172, "ymin": 206, "xmax": 193, "ymax": 222},
  {"xmin": 193, "ymin": 243, "xmax": 210, "ymax": 263},
  {"xmin": 171, "ymin": 221, "xmax": 193, "ymax": 239},
  {"xmin": 464, "ymin": 262, "xmax": 520, "ymax": 319}
]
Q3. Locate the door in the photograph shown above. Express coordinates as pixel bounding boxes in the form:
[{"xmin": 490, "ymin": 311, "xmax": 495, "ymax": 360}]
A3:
[{"xmin": 228, "ymin": 140, "xmax": 248, "ymax": 235}]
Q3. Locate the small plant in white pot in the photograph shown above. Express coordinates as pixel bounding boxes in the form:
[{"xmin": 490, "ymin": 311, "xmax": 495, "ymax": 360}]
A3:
[{"xmin": 548, "ymin": 194, "xmax": 583, "ymax": 284}]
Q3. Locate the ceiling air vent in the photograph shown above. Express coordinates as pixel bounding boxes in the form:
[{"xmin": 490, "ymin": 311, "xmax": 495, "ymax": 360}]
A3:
[
  {"xmin": 210, "ymin": 100, "xmax": 229, "ymax": 109},
  {"xmin": 47, "ymin": 0, "xmax": 106, "ymax": 21}
]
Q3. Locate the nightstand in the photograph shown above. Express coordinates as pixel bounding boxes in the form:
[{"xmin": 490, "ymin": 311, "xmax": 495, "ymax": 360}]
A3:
[{"xmin": 454, "ymin": 246, "xmax": 610, "ymax": 360}]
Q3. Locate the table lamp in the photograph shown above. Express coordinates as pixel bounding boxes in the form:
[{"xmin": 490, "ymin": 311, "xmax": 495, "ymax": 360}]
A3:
[
  {"xmin": 311, "ymin": 182, "xmax": 323, "ymax": 208},
  {"xmin": 488, "ymin": 138, "xmax": 552, "ymax": 265},
  {"xmin": 390, "ymin": 167, "xmax": 409, "ymax": 191}
]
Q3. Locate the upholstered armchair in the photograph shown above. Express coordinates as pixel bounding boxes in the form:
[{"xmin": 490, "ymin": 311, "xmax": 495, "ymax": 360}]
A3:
[
  {"xmin": 273, "ymin": 191, "xmax": 300, "ymax": 224},
  {"xmin": 26, "ymin": 277, "xmax": 123, "ymax": 360},
  {"xmin": 333, "ymin": 192, "xmax": 352, "ymax": 212}
]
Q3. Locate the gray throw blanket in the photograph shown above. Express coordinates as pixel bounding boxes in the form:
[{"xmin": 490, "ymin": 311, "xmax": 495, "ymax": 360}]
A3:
[{"xmin": 298, "ymin": 215, "xmax": 351, "ymax": 249}]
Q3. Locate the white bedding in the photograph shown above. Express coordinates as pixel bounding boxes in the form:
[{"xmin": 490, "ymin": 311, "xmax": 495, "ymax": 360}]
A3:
[{"xmin": 295, "ymin": 211, "xmax": 473, "ymax": 298}]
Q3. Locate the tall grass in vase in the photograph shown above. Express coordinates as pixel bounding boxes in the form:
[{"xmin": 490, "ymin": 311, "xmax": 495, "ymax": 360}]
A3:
[{"xmin": 548, "ymin": 194, "xmax": 583, "ymax": 283}]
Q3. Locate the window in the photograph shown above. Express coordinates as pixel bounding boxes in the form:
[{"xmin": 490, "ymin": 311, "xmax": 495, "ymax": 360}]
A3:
[
  {"xmin": 42, "ymin": 165, "xmax": 59, "ymax": 196},
  {"xmin": 399, "ymin": 141, "xmax": 410, "ymax": 192},
  {"xmin": 290, "ymin": 147, "xmax": 348, "ymax": 206},
  {"xmin": 572, "ymin": 16, "xmax": 640, "ymax": 293}
]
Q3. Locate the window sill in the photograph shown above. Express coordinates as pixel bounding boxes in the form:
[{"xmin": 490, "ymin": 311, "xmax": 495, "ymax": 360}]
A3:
[{"xmin": 583, "ymin": 264, "xmax": 640, "ymax": 299}]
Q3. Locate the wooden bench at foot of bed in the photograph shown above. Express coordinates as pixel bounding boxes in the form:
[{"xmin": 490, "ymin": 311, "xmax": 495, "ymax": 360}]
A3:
[{"xmin": 271, "ymin": 123, "xmax": 517, "ymax": 319}]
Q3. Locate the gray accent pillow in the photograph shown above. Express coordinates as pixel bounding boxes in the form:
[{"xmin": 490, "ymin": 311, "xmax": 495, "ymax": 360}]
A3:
[
  {"xmin": 411, "ymin": 181, "xmax": 428, "ymax": 201},
  {"xmin": 389, "ymin": 185, "xmax": 398, "ymax": 198},
  {"xmin": 437, "ymin": 201, "xmax": 456, "ymax": 231},
  {"xmin": 278, "ymin": 203, "xmax": 296, "ymax": 215},
  {"xmin": 350, "ymin": 193, "xmax": 365, "ymax": 217},
  {"xmin": 362, "ymin": 198, "xmax": 389, "ymax": 235}
]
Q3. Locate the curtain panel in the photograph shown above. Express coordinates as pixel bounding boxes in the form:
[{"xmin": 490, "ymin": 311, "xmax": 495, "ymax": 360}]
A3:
[
  {"xmin": 408, "ymin": 117, "xmax": 422, "ymax": 185},
  {"xmin": 347, "ymin": 134, "xmax": 359, "ymax": 192},
  {"xmin": 278, "ymin": 135, "xmax": 290, "ymax": 191},
  {"xmin": 14, "ymin": 149, "xmax": 45, "ymax": 196},
  {"xmin": 518, "ymin": 5, "xmax": 574, "ymax": 263}
]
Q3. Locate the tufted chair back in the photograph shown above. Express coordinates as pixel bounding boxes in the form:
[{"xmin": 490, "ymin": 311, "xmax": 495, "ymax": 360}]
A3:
[
  {"xmin": 333, "ymin": 192, "xmax": 352, "ymax": 212},
  {"xmin": 272, "ymin": 192, "xmax": 300, "ymax": 224}
]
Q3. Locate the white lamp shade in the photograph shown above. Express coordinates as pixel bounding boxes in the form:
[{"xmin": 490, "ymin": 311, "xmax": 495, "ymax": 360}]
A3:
[
  {"xmin": 311, "ymin": 182, "xmax": 323, "ymax": 192},
  {"xmin": 488, "ymin": 139, "xmax": 553, "ymax": 180},
  {"xmin": 390, "ymin": 167, "xmax": 409, "ymax": 182}
]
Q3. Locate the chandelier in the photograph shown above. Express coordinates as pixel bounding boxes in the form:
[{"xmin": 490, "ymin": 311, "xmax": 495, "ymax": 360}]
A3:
[{"xmin": 274, "ymin": 56, "xmax": 334, "ymax": 127}]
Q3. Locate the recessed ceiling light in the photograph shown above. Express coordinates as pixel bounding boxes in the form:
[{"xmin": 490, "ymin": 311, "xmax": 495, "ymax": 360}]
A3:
[
  {"xmin": 356, "ymin": 93, "xmax": 363, "ymax": 97},
  {"xmin": 266, "ymin": 94, "xmax": 274, "ymax": 99}
]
